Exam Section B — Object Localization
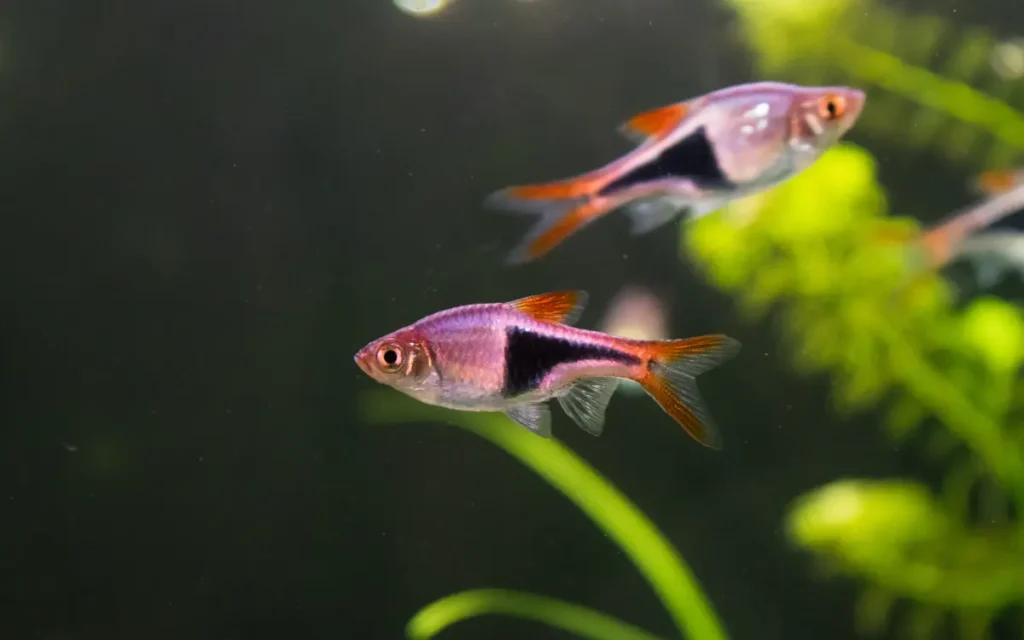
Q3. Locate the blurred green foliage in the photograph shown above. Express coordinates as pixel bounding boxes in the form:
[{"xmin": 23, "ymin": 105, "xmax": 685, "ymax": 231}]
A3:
[
  {"xmin": 360, "ymin": 391, "xmax": 727, "ymax": 640},
  {"xmin": 686, "ymin": 0, "xmax": 1024, "ymax": 634},
  {"xmin": 684, "ymin": 142, "xmax": 1024, "ymax": 638}
]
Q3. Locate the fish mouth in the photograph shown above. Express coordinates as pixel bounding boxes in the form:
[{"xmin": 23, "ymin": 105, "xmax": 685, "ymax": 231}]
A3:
[
  {"xmin": 353, "ymin": 349, "xmax": 372, "ymax": 376},
  {"xmin": 840, "ymin": 89, "xmax": 867, "ymax": 133}
]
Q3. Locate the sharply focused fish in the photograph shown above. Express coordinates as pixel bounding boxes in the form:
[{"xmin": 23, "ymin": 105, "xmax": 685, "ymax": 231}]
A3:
[
  {"xmin": 486, "ymin": 81, "xmax": 866, "ymax": 264},
  {"xmin": 354, "ymin": 291, "xmax": 741, "ymax": 448}
]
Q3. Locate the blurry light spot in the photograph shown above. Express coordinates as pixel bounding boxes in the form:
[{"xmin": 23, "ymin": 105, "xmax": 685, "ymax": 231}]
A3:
[
  {"xmin": 394, "ymin": 0, "xmax": 451, "ymax": 16},
  {"xmin": 601, "ymin": 287, "xmax": 668, "ymax": 397},
  {"xmin": 991, "ymin": 38, "xmax": 1024, "ymax": 80},
  {"xmin": 600, "ymin": 286, "xmax": 668, "ymax": 341}
]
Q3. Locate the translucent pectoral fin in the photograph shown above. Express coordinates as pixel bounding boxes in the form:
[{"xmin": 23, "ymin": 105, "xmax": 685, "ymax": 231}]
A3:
[
  {"xmin": 624, "ymin": 197, "xmax": 687, "ymax": 235},
  {"xmin": 505, "ymin": 403, "xmax": 552, "ymax": 438}
]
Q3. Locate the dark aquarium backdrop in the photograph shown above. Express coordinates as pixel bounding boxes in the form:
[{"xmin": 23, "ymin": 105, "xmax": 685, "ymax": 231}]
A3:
[{"xmin": 2, "ymin": 1, "xmax": 1024, "ymax": 639}]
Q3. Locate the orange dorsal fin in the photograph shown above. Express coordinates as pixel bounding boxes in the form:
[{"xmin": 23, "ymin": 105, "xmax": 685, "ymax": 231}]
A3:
[
  {"xmin": 509, "ymin": 291, "xmax": 588, "ymax": 325},
  {"xmin": 619, "ymin": 102, "xmax": 690, "ymax": 142},
  {"xmin": 974, "ymin": 169, "xmax": 1021, "ymax": 196}
]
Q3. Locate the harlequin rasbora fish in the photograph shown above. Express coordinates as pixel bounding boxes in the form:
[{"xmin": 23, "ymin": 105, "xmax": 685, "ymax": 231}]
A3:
[
  {"xmin": 354, "ymin": 291, "xmax": 741, "ymax": 448},
  {"xmin": 486, "ymin": 81, "xmax": 866, "ymax": 264}
]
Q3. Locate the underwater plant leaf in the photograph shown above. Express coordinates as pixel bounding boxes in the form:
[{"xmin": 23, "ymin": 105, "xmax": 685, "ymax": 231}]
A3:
[
  {"xmin": 880, "ymin": 321, "xmax": 1024, "ymax": 506},
  {"xmin": 961, "ymin": 298, "xmax": 1024, "ymax": 375},
  {"xmin": 786, "ymin": 480, "xmax": 950, "ymax": 557},
  {"xmin": 359, "ymin": 390, "xmax": 728, "ymax": 640},
  {"xmin": 883, "ymin": 396, "xmax": 928, "ymax": 441},
  {"xmin": 404, "ymin": 589, "xmax": 667, "ymax": 640}
]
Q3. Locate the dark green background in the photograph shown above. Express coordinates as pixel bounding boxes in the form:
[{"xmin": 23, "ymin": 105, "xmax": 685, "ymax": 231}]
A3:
[{"xmin": 2, "ymin": 0, "xmax": 1020, "ymax": 638}]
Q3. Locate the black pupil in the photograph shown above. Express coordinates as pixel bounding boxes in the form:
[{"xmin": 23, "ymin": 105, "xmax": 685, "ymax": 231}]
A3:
[
  {"xmin": 826, "ymin": 101, "xmax": 836, "ymax": 117},
  {"xmin": 383, "ymin": 349, "xmax": 398, "ymax": 365}
]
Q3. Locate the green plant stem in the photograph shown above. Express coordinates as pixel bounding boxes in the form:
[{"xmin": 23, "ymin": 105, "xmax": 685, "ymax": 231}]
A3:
[
  {"xmin": 360, "ymin": 390, "xmax": 728, "ymax": 640},
  {"xmin": 833, "ymin": 36, "xmax": 1024, "ymax": 150},
  {"xmin": 406, "ymin": 589, "xmax": 668, "ymax": 640}
]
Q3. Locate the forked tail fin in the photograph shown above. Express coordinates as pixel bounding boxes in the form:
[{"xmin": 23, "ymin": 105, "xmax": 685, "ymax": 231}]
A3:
[
  {"xmin": 636, "ymin": 334, "xmax": 741, "ymax": 449},
  {"xmin": 484, "ymin": 175, "xmax": 618, "ymax": 265}
]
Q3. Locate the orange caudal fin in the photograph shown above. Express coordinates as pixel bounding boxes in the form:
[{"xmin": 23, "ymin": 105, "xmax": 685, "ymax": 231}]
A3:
[
  {"xmin": 484, "ymin": 173, "xmax": 618, "ymax": 265},
  {"xmin": 637, "ymin": 335, "xmax": 742, "ymax": 449},
  {"xmin": 508, "ymin": 290, "xmax": 588, "ymax": 326}
]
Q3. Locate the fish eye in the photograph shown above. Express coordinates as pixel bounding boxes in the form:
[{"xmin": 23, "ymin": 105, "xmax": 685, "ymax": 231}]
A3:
[
  {"xmin": 376, "ymin": 342, "xmax": 404, "ymax": 372},
  {"xmin": 817, "ymin": 94, "xmax": 846, "ymax": 121}
]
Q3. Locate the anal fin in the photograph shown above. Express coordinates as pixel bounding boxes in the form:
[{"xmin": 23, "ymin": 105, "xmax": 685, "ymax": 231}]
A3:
[
  {"xmin": 971, "ymin": 255, "xmax": 1008, "ymax": 288},
  {"xmin": 686, "ymin": 199, "xmax": 726, "ymax": 221},
  {"xmin": 505, "ymin": 403, "xmax": 552, "ymax": 438},
  {"xmin": 625, "ymin": 197, "xmax": 688, "ymax": 235},
  {"xmin": 557, "ymin": 378, "xmax": 620, "ymax": 437}
]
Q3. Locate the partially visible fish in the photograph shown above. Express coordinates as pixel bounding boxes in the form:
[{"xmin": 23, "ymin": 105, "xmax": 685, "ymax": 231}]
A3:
[
  {"xmin": 486, "ymin": 81, "xmax": 866, "ymax": 264},
  {"xmin": 872, "ymin": 173, "xmax": 1024, "ymax": 294},
  {"xmin": 951, "ymin": 230, "xmax": 1024, "ymax": 288},
  {"xmin": 913, "ymin": 181, "xmax": 1024, "ymax": 272},
  {"xmin": 972, "ymin": 167, "xmax": 1024, "ymax": 197},
  {"xmin": 953, "ymin": 170, "xmax": 1024, "ymax": 286},
  {"xmin": 354, "ymin": 291, "xmax": 741, "ymax": 448}
]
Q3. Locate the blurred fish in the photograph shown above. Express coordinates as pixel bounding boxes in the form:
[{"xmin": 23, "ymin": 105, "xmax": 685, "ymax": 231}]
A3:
[
  {"xmin": 355, "ymin": 291, "xmax": 741, "ymax": 448},
  {"xmin": 486, "ymin": 82, "xmax": 866, "ymax": 264},
  {"xmin": 914, "ymin": 181, "xmax": 1024, "ymax": 273},
  {"xmin": 952, "ymin": 230, "xmax": 1024, "ymax": 288},
  {"xmin": 599, "ymin": 286, "xmax": 670, "ymax": 397},
  {"xmin": 875, "ymin": 175, "xmax": 1024, "ymax": 293},
  {"xmin": 972, "ymin": 167, "xmax": 1024, "ymax": 197}
]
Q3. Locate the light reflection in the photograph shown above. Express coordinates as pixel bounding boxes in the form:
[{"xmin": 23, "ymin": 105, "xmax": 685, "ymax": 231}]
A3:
[
  {"xmin": 393, "ymin": 0, "xmax": 452, "ymax": 17},
  {"xmin": 600, "ymin": 286, "xmax": 669, "ymax": 397},
  {"xmin": 991, "ymin": 38, "xmax": 1024, "ymax": 80}
]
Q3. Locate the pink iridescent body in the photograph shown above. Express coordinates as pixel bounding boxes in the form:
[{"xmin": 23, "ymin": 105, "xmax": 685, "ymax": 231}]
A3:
[
  {"xmin": 486, "ymin": 81, "xmax": 867, "ymax": 264},
  {"xmin": 355, "ymin": 291, "xmax": 741, "ymax": 448},
  {"xmin": 390, "ymin": 302, "xmax": 648, "ymax": 412}
]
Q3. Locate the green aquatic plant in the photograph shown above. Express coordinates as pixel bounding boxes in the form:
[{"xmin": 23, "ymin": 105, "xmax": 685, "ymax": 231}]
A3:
[
  {"xmin": 683, "ymin": 143, "xmax": 1024, "ymax": 638},
  {"xmin": 723, "ymin": 0, "xmax": 1024, "ymax": 168},
  {"xmin": 359, "ymin": 391, "xmax": 727, "ymax": 640}
]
